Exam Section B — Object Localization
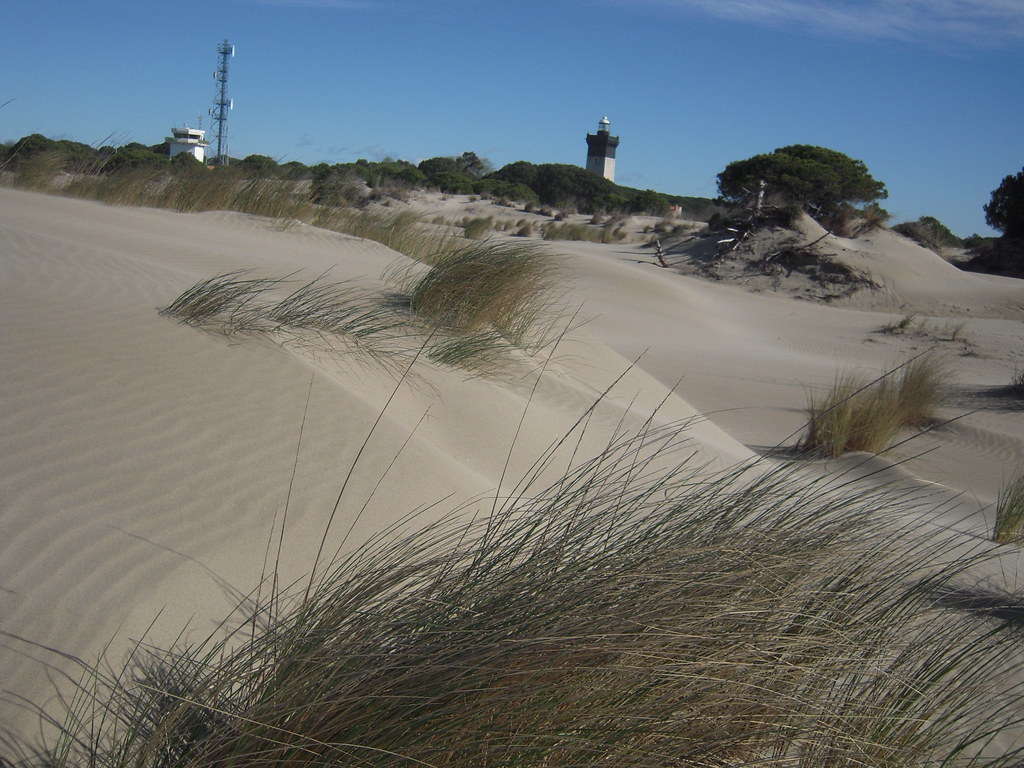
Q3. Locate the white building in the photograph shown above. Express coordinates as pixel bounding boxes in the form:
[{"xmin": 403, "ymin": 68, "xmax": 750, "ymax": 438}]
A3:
[{"xmin": 167, "ymin": 126, "xmax": 209, "ymax": 163}]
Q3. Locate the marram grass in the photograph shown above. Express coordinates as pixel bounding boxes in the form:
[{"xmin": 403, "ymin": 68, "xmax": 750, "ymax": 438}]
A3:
[
  {"xmin": 4, "ymin": 418, "xmax": 1024, "ymax": 767},
  {"xmin": 160, "ymin": 247, "xmax": 560, "ymax": 374},
  {"xmin": 801, "ymin": 355, "xmax": 949, "ymax": 457},
  {"xmin": 994, "ymin": 472, "xmax": 1024, "ymax": 544}
]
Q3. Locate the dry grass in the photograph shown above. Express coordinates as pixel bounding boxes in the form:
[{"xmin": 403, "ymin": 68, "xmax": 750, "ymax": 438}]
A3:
[
  {"xmin": 313, "ymin": 208, "xmax": 463, "ymax": 264},
  {"xmin": 7, "ymin": 416, "xmax": 1024, "ymax": 767},
  {"xmin": 802, "ymin": 356, "xmax": 949, "ymax": 457},
  {"xmin": 60, "ymin": 167, "xmax": 313, "ymax": 225},
  {"xmin": 994, "ymin": 472, "xmax": 1024, "ymax": 544},
  {"xmin": 17, "ymin": 163, "xmax": 468, "ymax": 259}
]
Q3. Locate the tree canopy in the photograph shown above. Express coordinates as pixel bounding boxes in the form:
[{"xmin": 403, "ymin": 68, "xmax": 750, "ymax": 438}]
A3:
[
  {"xmin": 984, "ymin": 167, "xmax": 1024, "ymax": 239},
  {"xmin": 717, "ymin": 145, "xmax": 887, "ymax": 217}
]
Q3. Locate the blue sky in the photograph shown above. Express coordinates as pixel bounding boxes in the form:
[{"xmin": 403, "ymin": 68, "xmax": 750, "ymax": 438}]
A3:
[{"xmin": 3, "ymin": 0, "xmax": 1022, "ymax": 235}]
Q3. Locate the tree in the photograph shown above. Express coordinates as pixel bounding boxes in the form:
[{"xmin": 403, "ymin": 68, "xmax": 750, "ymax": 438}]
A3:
[
  {"xmin": 984, "ymin": 167, "xmax": 1024, "ymax": 239},
  {"xmin": 456, "ymin": 151, "xmax": 491, "ymax": 179},
  {"xmin": 717, "ymin": 145, "xmax": 887, "ymax": 218}
]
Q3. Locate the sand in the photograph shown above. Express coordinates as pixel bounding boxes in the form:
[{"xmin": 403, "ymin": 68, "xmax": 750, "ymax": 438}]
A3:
[{"xmin": 1, "ymin": 186, "xmax": 1023, "ymax": 741}]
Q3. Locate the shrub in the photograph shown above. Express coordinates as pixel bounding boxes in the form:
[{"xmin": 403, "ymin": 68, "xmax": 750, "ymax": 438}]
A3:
[
  {"xmin": 2, "ymin": 132, "xmax": 102, "ymax": 173},
  {"xmin": 236, "ymin": 154, "xmax": 280, "ymax": 178},
  {"xmin": 430, "ymin": 171, "xmax": 475, "ymax": 194},
  {"xmin": 993, "ymin": 472, "xmax": 1024, "ymax": 544},
  {"xmin": 857, "ymin": 202, "xmax": 891, "ymax": 232},
  {"xmin": 893, "ymin": 216, "xmax": 963, "ymax": 253},
  {"xmin": 101, "ymin": 143, "xmax": 169, "ymax": 174}
]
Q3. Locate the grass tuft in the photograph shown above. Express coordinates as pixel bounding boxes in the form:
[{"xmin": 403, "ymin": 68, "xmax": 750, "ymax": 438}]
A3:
[
  {"xmin": 462, "ymin": 216, "xmax": 493, "ymax": 240},
  {"xmin": 895, "ymin": 354, "xmax": 948, "ymax": 427},
  {"xmin": 802, "ymin": 355, "xmax": 948, "ymax": 456},
  {"xmin": 880, "ymin": 312, "xmax": 918, "ymax": 335},
  {"xmin": 405, "ymin": 239, "xmax": 557, "ymax": 345},
  {"xmin": 160, "ymin": 272, "xmax": 410, "ymax": 371},
  {"xmin": 1011, "ymin": 368, "xmax": 1024, "ymax": 397},
  {"xmin": 161, "ymin": 249, "xmax": 560, "ymax": 374},
  {"xmin": 994, "ymin": 472, "xmax": 1024, "ymax": 544}
]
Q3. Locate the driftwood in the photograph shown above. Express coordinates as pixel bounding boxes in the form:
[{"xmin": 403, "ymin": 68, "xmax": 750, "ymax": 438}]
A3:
[
  {"xmin": 653, "ymin": 238, "xmax": 668, "ymax": 268},
  {"xmin": 759, "ymin": 228, "xmax": 834, "ymax": 273}
]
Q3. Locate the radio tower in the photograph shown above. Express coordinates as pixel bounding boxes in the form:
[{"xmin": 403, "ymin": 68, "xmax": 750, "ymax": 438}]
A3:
[{"xmin": 209, "ymin": 40, "xmax": 235, "ymax": 166}]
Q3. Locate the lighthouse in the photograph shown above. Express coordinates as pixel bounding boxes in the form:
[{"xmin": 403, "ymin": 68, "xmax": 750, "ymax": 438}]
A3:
[{"xmin": 585, "ymin": 116, "xmax": 619, "ymax": 182}]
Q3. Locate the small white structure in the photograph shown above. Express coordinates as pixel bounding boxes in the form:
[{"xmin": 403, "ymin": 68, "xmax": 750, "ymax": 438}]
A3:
[
  {"xmin": 585, "ymin": 116, "xmax": 619, "ymax": 182},
  {"xmin": 167, "ymin": 126, "xmax": 209, "ymax": 163}
]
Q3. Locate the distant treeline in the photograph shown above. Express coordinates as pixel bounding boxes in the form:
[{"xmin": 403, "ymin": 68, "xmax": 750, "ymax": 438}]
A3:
[{"xmin": 0, "ymin": 134, "xmax": 719, "ymax": 219}]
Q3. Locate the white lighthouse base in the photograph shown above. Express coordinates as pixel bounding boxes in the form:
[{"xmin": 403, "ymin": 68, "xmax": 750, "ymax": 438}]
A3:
[{"xmin": 586, "ymin": 155, "xmax": 616, "ymax": 182}]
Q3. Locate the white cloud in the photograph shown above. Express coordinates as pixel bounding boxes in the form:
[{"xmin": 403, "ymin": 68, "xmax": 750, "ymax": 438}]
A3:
[{"xmin": 645, "ymin": 0, "xmax": 1024, "ymax": 45}]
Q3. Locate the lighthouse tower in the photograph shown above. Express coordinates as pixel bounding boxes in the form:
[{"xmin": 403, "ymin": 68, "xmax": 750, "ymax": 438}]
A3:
[{"xmin": 585, "ymin": 116, "xmax": 619, "ymax": 182}]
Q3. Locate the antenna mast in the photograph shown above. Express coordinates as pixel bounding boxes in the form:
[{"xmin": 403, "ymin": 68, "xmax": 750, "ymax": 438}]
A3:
[{"xmin": 209, "ymin": 39, "xmax": 234, "ymax": 166}]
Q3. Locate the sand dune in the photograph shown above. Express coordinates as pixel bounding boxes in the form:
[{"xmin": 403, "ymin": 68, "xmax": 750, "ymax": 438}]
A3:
[{"xmin": 1, "ymin": 187, "xmax": 1023, "ymax": 742}]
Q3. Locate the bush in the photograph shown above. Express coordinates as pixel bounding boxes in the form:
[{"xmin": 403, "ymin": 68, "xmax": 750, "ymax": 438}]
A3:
[
  {"xmin": 102, "ymin": 143, "xmax": 169, "ymax": 174},
  {"xmin": 2, "ymin": 133, "xmax": 101, "ymax": 173},
  {"xmin": 430, "ymin": 171, "xmax": 476, "ymax": 194},
  {"xmin": 236, "ymin": 154, "xmax": 280, "ymax": 178},
  {"xmin": 718, "ymin": 145, "xmax": 888, "ymax": 219},
  {"xmin": 893, "ymin": 216, "xmax": 963, "ymax": 253},
  {"xmin": 486, "ymin": 161, "xmax": 692, "ymax": 216},
  {"xmin": 964, "ymin": 235, "xmax": 1024, "ymax": 276},
  {"xmin": 857, "ymin": 202, "xmax": 891, "ymax": 233}
]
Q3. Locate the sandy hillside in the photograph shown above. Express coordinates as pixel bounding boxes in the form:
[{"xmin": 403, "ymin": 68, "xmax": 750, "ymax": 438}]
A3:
[{"xmin": 1, "ymin": 187, "xmax": 1023, "ymax": 742}]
